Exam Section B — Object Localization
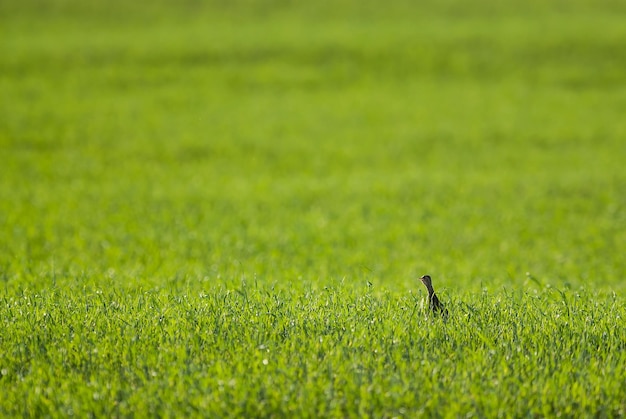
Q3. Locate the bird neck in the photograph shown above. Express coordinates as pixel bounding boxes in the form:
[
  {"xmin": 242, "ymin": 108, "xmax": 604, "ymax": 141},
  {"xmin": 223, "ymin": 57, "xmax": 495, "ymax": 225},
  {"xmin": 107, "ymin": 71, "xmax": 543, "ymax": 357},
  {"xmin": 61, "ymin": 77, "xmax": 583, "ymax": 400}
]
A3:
[{"xmin": 425, "ymin": 284, "xmax": 435, "ymax": 296}]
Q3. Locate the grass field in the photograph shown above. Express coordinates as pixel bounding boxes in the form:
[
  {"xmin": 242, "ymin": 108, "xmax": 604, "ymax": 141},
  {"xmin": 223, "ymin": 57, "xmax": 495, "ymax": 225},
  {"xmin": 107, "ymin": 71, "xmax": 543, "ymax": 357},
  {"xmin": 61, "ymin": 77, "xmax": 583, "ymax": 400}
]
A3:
[{"xmin": 2, "ymin": 0, "xmax": 626, "ymax": 416}]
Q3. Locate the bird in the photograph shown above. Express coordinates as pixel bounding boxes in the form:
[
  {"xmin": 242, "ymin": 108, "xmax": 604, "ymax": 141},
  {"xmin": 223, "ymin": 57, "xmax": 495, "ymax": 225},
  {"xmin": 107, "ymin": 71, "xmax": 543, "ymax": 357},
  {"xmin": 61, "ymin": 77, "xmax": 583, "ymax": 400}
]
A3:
[{"xmin": 419, "ymin": 274, "xmax": 448, "ymax": 317}]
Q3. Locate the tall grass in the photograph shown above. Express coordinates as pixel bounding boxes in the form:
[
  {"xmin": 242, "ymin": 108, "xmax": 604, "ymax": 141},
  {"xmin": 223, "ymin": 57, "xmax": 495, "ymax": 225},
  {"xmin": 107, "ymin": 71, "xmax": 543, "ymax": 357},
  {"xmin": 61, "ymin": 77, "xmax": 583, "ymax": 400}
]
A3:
[{"xmin": 2, "ymin": 282, "xmax": 625, "ymax": 416}]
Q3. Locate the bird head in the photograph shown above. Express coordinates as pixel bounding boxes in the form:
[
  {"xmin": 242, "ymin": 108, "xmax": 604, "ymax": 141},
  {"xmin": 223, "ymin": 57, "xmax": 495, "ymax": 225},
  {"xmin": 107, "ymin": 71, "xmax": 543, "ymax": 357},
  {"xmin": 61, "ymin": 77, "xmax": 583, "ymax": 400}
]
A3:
[{"xmin": 419, "ymin": 275, "xmax": 432, "ymax": 287}]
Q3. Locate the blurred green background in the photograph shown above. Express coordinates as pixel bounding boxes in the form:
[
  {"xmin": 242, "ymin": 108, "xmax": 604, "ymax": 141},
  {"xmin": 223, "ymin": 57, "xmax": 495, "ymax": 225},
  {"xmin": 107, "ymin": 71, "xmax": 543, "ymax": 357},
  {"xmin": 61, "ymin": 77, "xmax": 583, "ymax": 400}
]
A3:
[{"xmin": 1, "ymin": 0, "xmax": 625, "ymax": 291}]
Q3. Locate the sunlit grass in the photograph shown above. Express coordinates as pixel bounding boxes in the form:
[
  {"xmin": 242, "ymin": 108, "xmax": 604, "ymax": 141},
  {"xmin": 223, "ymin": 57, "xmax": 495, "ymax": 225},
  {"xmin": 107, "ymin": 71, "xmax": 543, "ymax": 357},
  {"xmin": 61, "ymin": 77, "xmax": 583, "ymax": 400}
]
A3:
[
  {"xmin": 1, "ymin": 0, "xmax": 626, "ymax": 416},
  {"xmin": 2, "ymin": 282, "xmax": 625, "ymax": 416}
]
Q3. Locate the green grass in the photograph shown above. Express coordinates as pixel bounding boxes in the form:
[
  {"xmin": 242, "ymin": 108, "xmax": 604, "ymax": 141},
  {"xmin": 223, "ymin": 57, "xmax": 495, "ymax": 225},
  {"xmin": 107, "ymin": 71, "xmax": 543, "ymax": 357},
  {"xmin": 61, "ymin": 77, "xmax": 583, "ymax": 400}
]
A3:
[
  {"xmin": 2, "ymin": 0, "xmax": 626, "ymax": 416},
  {"xmin": 3, "ymin": 285, "xmax": 626, "ymax": 417}
]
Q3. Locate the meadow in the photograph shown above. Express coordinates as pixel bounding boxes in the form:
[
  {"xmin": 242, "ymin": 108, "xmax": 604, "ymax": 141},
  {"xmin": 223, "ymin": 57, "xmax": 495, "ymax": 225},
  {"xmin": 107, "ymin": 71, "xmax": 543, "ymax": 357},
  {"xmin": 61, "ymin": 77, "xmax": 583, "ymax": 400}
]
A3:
[{"xmin": 1, "ymin": 0, "xmax": 626, "ymax": 416}]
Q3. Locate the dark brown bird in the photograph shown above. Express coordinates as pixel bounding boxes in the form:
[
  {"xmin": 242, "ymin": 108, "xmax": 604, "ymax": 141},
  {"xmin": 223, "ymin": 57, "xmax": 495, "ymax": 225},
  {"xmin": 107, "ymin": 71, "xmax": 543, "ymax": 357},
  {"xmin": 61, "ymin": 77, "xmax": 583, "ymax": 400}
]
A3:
[{"xmin": 419, "ymin": 275, "xmax": 448, "ymax": 317}]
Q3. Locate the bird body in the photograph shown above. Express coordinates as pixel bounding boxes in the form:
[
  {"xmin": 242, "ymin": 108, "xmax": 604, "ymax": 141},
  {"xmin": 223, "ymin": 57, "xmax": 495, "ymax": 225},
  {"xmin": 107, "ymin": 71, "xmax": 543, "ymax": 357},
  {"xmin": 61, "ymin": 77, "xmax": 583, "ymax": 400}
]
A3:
[{"xmin": 419, "ymin": 275, "xmax": 448, "ymax": 317}]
